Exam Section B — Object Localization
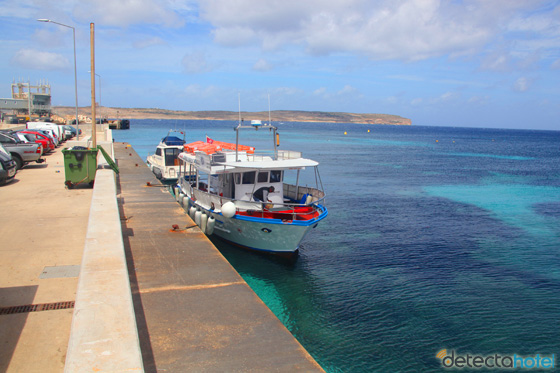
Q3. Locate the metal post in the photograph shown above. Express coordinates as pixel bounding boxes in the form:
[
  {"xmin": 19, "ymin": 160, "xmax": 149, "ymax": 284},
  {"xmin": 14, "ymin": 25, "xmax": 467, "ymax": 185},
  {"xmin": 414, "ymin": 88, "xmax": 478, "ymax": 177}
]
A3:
[
  {"xmin": 72, "ymin": 26, "xmax": 79, "ymax": 140},
  {"xmin": 295, "ymin": 169, "xmax": 300, "ymax": 202},
  {"xmin": 272, "ymin": 127, "xmax": 278, "ymax": 160},
  {"xmin": 235, "ymin": 125, "xmax": 239, "ymax": 162},
  {"xmin": 90, "ymin": 23, "xmax": 96, "ymax": 149}
]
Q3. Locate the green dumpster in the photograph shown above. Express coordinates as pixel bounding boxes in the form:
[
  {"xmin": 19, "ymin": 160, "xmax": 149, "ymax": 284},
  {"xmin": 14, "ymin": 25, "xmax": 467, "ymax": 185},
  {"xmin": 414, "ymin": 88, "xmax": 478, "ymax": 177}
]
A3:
[{"xmin": 62, "ymin": 147, "xmax": 98, "ymax": 188}]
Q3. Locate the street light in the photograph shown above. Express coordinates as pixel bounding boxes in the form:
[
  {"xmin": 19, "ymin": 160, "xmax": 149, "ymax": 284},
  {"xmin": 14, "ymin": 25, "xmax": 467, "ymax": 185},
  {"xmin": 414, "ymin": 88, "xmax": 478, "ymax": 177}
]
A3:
[{"xmin": 37, "ymin": 18, "xmax": 80, "ymax": 140}]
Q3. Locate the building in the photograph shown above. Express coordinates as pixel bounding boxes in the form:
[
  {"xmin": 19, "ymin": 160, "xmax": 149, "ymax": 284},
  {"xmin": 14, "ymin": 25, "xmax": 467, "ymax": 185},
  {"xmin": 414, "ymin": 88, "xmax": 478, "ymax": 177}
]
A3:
[{"xmin": 0, "ymin": 81, "xmax": 52, "ymax": 120}]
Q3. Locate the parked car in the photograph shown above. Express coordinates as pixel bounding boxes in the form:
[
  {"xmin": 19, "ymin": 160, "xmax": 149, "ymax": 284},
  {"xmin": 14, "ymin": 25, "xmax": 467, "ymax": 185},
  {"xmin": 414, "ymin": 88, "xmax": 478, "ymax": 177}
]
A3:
[
  {"xmin": 10, "ymin": 131, "xmax": 46, "ymax": 155},
  {"xmin": 63, "ymin": 125, "xmax": 79, "ymax": 138},
  {"xmin": 20, "ymin": 130, "xmax": 55, "ymax": 152},
  {"xmin": 0, "ymin": 143, "xmax": 17, "ymax": 185},
  {"xmin": 0, "ymin": 131, "xmax": 44, "ymax": 170},
  {"xmin": 31, "ymin": 128, "xmax": 58, "ymax": 147},
  {"xmin": 26, "ymin": 122, "xmax": 64, "ymax": 145}
]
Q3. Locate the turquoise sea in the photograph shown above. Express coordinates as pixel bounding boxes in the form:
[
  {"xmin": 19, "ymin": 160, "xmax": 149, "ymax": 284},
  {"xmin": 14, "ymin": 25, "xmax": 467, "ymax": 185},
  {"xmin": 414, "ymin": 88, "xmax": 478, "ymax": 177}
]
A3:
[{"xmin": 113, "ymin": 120, "xmax": 560, "ymax": 372}]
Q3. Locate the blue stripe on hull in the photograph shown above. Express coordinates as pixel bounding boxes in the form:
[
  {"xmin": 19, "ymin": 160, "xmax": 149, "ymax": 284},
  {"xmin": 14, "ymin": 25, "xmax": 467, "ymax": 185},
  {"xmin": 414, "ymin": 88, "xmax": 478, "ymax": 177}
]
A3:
[{"xmin": 183, "ymin": 196, "xmax": 326, "ymax": 255}]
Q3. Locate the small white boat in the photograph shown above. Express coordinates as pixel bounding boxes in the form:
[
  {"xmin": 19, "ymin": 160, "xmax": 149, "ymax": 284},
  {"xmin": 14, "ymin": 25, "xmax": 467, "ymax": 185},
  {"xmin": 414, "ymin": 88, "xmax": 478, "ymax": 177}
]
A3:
[
  {"xmin": 175, "ymin": 120, "xmax": 327, "ymax": 257},
  {"xmin": 147, "ymin": 130, "xmax": 186, "ymax": 183}
]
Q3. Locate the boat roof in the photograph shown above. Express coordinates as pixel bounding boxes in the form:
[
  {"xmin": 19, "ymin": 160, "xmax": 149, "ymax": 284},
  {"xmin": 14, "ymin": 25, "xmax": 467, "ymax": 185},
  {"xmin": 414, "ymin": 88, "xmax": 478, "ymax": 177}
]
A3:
[
  {"xmin": 161, "ymin": 135, "xmax": 185, "ymax": 146},
  {"xmin": 218, "ymin": 158, "xmax": 318, "ymax": 170}
]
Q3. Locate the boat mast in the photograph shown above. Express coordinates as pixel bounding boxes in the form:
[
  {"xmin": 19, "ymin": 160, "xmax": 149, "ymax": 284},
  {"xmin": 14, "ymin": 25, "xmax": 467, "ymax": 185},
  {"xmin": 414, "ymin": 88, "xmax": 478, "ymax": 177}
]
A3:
[
  {"xmin": 233, "ymin": 95, "xmax": 279, "ymax": 161},
  {"xmin": 236, "ymin": 93, "xmax": 241, "ymax": 162},
  {"xmin": 269, "ymin": 94, "xmax": 278, "ymax": 160}
]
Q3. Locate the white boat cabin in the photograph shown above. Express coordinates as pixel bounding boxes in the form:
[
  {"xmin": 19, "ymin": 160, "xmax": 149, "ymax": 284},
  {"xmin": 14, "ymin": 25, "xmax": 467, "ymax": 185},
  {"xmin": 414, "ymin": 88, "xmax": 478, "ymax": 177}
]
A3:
[{"xmin": 179, "ymin": 149, "xmax": 321, "ymax": 212}]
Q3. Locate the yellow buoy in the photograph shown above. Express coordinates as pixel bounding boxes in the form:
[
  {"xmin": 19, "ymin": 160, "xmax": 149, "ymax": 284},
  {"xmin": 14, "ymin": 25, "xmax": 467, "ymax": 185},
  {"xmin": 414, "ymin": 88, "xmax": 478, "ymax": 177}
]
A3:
[
  {"xmin": 344, "ymin": 131, "xmax": 347, "ymax": 135},
  {"xmin": 436, "ymin": 140, "xmax": 439, "ymax": 143},
  {"xmin": 368, "ymin": 129, "xmax": 370, "ymax": 133}
]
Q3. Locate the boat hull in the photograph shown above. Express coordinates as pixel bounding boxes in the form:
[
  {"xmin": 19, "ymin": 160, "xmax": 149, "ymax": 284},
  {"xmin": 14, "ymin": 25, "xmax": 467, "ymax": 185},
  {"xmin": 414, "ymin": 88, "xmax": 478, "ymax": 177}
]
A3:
[{"xmin": 184, "ymin": 198, "xmax": 327, "ymax": 255}]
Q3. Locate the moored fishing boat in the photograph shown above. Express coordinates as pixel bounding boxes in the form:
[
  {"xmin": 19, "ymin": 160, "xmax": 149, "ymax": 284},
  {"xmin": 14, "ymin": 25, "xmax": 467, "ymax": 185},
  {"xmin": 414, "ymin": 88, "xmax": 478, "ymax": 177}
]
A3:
[
  {"xmin": 146, "ymin": 130, "xmax": 186, "ymax": 183},
  {"xmin": 175, "ymin": 120, "xmax": 327, "ymax": 257}
]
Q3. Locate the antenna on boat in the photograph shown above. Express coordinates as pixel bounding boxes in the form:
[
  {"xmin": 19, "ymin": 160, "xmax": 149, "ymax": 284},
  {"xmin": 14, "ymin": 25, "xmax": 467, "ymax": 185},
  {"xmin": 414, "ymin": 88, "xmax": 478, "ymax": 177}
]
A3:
[
  {"xmin": 268, "ymin": 93, "xmax": 271, "ymax": 126},
  {"xmin": 238, "ymin": 92, "xmax": 241, "ymax": 125},
  {"xmin": 268, "ymin": 93, "xmax": 278, "ymax": 160},
  {"xmin": 236, "ymin": 92, "xmax": 241, "ymax": 161}
]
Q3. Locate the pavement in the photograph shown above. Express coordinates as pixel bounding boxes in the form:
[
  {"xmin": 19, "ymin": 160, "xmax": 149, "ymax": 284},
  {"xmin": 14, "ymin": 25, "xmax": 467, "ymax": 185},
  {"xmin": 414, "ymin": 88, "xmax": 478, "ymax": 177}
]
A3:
[{"xmin": 0, "ymin": 138, "xmax": 93, "ymax": 372}]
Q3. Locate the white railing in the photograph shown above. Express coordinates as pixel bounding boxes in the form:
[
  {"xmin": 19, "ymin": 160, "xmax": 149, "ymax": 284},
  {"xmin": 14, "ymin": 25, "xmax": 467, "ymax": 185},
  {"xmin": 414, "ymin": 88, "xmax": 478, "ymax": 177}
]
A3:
[
  {"xmin": 181, "ymin": 181, "xmax": 326, "ymax": 221},
  {"xmin": 245, "ymin": 150, "xmax": 302, "ymax": 162}
]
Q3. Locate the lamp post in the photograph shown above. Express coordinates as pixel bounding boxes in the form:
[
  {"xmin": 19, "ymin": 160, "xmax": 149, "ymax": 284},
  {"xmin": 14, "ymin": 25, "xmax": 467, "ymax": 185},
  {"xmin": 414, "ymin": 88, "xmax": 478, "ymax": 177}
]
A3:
[{"xmin": 37, "ymin": 18, "xmax": 80, "ymax": 140}]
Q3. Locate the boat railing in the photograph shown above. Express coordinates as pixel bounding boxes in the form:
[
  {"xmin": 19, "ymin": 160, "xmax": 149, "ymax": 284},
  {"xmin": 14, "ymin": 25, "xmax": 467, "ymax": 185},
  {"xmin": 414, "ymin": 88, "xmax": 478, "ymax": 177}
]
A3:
[
  {"xmin": 246, "ymin": 150, "xmax": 302, "ymax": 162},
  {"xmin": 183, "ymin": 182, "xmax": 326, "ymax": 221}
]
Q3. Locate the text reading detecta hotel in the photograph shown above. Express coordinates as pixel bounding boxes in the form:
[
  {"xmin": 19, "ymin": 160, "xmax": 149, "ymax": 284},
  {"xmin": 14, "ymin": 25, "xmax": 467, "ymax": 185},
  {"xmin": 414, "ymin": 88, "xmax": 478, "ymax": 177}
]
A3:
[{"xmin": 438, "ymin": 349, "xmax": 555, "ymax": 370}]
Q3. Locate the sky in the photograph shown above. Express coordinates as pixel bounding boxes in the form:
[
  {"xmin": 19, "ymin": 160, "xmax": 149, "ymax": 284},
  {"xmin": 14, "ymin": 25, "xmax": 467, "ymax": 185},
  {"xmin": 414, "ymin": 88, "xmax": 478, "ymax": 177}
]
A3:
[{"xmin": 0, "ymin": 0, "xmax": 559, "ymax": 130}]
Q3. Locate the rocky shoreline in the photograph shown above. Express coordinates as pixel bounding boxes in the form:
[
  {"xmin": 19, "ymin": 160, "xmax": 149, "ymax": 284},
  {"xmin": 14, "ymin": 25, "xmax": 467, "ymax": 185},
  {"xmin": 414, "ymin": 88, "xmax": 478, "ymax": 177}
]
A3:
[{"xmin": 52, "ymin": 106, "xmax": 412, "ymax": 126}]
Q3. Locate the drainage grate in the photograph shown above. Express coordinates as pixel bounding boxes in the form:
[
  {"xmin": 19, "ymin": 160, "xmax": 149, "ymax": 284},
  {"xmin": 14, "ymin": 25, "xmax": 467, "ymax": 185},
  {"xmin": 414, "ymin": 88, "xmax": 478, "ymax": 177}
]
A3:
[{"xmin": 0, "ymin": 301, "xmax": 75, "ymax": 315}]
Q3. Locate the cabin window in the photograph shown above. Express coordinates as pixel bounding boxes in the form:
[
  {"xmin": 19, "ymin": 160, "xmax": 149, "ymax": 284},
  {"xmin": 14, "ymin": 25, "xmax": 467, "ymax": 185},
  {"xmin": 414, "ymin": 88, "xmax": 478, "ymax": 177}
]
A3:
[
  {"xmin": 270, "ymin": 170, "xmax": 283, "ymax": 182},
  {"xmin": 258, "ymin": 171, "xmax": 268, "ymax": 183},
  {"xmin": 234, "ymin": 173, "xmax": 241, "ymax": 184},
  {"xmin": 164, "ymin": 148, "xmax": 181, "ymax": 166},
  {"xmin": 242, "ymin": 171, "xmax": 256, "ymax": 184},
  {"xmin": 155, "ymin": 148, "xmax": 162, "ymax": 156}
]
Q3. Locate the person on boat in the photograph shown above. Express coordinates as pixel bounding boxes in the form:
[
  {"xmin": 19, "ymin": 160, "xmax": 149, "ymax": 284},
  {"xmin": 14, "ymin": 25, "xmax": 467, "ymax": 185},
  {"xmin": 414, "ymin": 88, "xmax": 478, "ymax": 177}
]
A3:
[{"xmin": 253, "ymin": 186, "xmax": 274, "ymax": 202}]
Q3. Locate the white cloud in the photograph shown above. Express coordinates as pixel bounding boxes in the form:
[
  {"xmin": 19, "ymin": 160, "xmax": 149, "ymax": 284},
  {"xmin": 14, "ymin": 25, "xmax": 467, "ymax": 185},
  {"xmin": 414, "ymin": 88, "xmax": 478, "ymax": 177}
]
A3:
[
  {"xmin": 429, "ymin": 91, "xmax": 458, "ymax": 104},
  {"xmin": 313, "ymin": 87, "xmax": 327, "ymax": 96},
  {"xmin": 411, "ymin": 97, "xmax": 423, "ymax": 106},
  {"xmin": 213, "ymin": 26, "xmax": 258, "ymax": 47},
  {"xmin": 386, "ymin": 96, "xmax": 399, "ymax": 104},
  {"xmin": 513, "ymin": 76, "xmax": 532, "ymax": 92},
  {"xmin": 0, "ymin": 0, "xmax": 50, "ymax": 19},
  {"xmin": 468, "ymin": 96, "xmax": 489, "ymax": 105},
  {"xmin": 133, "ymin": 37, "xmax": 166, "ymax": 49},
  {"xmin": 32, "ymin": 29, "xmax": 67, "ymax": 49},
  {"xmin": 388, "ymin": 75, "xmax": 424, "ymax": 82},
  {"xmin": 184, "ymin": 84, "xmax": 221, "ymax": 97},
  {"xmin": 11, "ymin": 49, "xmax": 70, "ymax": 70},
  {"xmin": 271, "ymin": 86, "xmax": 304, "ymax": 96},
  {"xmin": 181, "ymin": 51, "xmax": 216, "ymax": 73},
  {"xmin": 73, "ymin": 0, "xmax": 187, "ymax": 28},
  {"xmin": 480, "ymin": 50, "xmax": 512, "ymax": 72},
  {"xmin": 337, "ymin": 85, "xmax": 358, "ymax": 95},
  {"xmin": 253, "ymin": 58, "xmax": 273, "ymax": 72},
  {"xmin": 199, "ymin": 0, "xmax": 550, "ymax": 61}
]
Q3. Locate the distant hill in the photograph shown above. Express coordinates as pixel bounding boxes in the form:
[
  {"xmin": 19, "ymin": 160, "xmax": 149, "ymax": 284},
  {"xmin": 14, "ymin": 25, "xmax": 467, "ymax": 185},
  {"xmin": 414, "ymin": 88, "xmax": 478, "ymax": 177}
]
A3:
[{"xmin": 52, "ymin": 106, "xmax": 411, "ymax": 125}]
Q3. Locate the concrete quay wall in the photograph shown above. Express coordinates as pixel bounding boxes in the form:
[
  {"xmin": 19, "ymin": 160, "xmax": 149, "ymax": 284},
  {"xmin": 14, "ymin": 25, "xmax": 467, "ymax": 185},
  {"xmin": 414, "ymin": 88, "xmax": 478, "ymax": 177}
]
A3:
[{"xmin": 64, "ymin": 168, "xmax": 144, "ymax": 372}]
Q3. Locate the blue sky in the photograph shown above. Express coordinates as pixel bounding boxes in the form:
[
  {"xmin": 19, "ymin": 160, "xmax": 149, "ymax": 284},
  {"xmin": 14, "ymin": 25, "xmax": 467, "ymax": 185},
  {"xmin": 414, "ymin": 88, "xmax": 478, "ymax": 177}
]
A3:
[{"xmin": 0, "ymin": 0, "xmax": 559, "ymax": 130}]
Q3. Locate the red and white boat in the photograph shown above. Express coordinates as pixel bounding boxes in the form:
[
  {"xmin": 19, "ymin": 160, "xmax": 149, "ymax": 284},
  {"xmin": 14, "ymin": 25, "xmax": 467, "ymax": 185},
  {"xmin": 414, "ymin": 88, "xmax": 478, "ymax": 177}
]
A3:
[{"xmin": 175, "ymin": 120, "xmax": 327, "ymax": 257}]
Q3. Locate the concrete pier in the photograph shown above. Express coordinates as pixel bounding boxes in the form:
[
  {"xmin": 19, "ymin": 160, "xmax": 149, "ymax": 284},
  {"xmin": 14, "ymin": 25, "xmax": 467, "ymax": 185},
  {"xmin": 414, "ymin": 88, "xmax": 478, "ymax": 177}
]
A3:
[
  {"xmin": 115, "ymin": 142, "xmax": 323, "ymax": 371},
  {"xmin": 0, "ymin": 122, "xmax": 323, "ymax": 371}
]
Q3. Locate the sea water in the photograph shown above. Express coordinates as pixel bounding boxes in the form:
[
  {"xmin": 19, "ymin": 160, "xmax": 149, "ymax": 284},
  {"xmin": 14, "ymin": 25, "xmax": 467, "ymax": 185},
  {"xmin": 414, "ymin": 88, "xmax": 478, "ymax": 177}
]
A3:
[{"xmin": 113, "ymin": 120, "xmax": 560, "ymax": 372}]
